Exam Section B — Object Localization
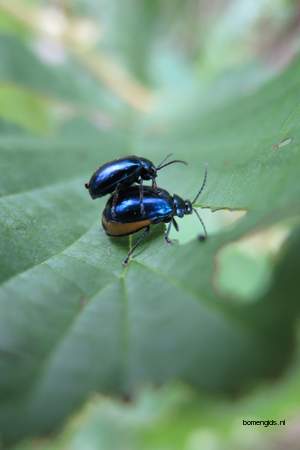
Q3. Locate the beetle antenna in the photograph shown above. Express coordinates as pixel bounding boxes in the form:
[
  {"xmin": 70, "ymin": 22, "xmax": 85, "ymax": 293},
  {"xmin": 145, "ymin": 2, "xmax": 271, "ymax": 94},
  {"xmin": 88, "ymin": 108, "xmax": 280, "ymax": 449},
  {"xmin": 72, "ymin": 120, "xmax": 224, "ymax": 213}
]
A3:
[
  {"xmin": 84, "ymin": 183, "xmax": 89, "ymax": 189},
  {"xmin": 193, "ymin": 208, "xmax": 207, "ymax": 240},
  {"xmin": 156, "ymin": 153, "xmax": 173, "ymax": 169},
  {"xmin": 191, "ymin": 164, "xmax": 208, "ymax": 205},
  {"xmin": 157, "ymin": 159, "xmax": 188, "ymax": 170}
]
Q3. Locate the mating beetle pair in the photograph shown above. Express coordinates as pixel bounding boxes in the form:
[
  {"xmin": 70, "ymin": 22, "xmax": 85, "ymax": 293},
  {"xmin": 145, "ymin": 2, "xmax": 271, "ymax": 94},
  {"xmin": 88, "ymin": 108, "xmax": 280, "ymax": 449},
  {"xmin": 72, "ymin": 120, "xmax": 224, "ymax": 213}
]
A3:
[{"xmin": 85, "ymin": 155, "xmax": 207, "ymax": 265}]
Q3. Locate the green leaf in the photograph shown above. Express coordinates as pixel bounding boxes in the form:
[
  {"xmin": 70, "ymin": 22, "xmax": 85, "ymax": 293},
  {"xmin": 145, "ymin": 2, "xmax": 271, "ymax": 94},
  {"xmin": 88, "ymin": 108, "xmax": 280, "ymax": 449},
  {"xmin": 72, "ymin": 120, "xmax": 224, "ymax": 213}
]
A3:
[
  {"xmin": 1, "ymin": 31, "xmax": 300, "ymax": 446},
  {"xmin": 12, "ymin": 358, "xmax": 300, "ymax": 450},
  {"xmin": 0, "ymin": 10, "xmax": 30, "ymax": 38}
]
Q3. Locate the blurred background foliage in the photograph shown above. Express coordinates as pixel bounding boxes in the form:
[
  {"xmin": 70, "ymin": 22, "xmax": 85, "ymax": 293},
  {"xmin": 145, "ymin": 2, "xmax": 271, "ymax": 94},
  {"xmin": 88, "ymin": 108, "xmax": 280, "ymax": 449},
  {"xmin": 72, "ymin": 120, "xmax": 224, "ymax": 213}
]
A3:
[{"xmin": 1, "ymin": 0, "xmax": 300, "ymax": 449}]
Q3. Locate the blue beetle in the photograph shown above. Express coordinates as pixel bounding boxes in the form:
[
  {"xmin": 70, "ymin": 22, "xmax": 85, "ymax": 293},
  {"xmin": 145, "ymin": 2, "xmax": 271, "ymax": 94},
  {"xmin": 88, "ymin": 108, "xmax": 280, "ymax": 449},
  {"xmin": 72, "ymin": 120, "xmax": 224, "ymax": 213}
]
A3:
[
  {"xmin": 102, "ymin": 166, "xmax": 208, "ymax": 265},
  {"xmin": 85, "ymin": 154, "xmax": 186, "ymax": 216}
]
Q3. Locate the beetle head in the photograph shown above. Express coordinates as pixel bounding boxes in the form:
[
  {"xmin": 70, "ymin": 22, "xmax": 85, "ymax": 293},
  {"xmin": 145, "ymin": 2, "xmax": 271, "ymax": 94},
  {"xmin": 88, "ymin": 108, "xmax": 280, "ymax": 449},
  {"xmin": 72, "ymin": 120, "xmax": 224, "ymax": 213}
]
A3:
[{"xmin": 140, "ymin": 158, "xmax": 157, "ymax": 180}]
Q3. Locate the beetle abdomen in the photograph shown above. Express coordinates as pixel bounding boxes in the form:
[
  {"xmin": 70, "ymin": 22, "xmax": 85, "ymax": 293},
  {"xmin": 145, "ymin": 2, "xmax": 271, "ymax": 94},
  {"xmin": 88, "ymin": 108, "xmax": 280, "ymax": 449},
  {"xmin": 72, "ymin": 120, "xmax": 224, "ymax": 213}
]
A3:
[{"xmin": 102, "ymin": 216, "xmax": 151, "ymax": 237}]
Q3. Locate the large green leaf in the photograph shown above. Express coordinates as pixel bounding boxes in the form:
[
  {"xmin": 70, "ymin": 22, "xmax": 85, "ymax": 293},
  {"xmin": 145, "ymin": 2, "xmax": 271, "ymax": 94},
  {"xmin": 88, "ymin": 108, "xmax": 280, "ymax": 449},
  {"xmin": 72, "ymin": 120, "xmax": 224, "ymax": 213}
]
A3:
[
  {"xmin": 1, "ymin": 28, "xmax": 300, "ymax": 445},
  {"xmin": 13, "ymin": 352, "xmax": 300, "ymax": 450}
]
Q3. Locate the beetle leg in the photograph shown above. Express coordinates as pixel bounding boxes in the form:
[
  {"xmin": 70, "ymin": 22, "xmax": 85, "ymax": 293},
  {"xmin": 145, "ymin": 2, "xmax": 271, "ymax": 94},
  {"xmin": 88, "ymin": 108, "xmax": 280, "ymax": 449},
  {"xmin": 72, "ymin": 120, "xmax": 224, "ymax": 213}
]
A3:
[
  {"xmin": 172, "ymin": 218, "xmax": 179, "ymax": 232},
  {"xmin": 139, "ymin": 178, "xmax": 145, "ymax": 216},
  {"xmin": 123, "ymin": 226, "xmax": 150, "ymax": 266},
  {"xmin": 164, "ymin": 221, "xmax": 173, "ymax": 244},
  {"xmin": 112, "ymin": 184, "xmax": 121, "ymax": 219},
  {"xmin": 152, "ymin": 177, "xmax": 157, "ymax": 190}
]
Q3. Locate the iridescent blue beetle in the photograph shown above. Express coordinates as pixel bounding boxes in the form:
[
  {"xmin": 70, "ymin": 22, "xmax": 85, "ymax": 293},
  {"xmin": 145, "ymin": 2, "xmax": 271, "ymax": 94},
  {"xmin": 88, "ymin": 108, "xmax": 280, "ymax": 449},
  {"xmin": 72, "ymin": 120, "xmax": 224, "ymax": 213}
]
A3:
[
  {"xmin": 102, "ymin": 166, "xmax": 208, "ymax": 265},
  {"xmin": 85, "ymin": 154, "xmax": 186, "ymax": 216}
]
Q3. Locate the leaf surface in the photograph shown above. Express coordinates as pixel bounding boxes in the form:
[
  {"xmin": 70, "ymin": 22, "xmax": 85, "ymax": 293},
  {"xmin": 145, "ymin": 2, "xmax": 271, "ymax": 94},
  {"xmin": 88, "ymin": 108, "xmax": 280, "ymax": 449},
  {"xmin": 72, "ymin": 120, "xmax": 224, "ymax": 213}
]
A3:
[{"xmin": 1, "ymin": 35, "xmax": 300, "ymax": 444}]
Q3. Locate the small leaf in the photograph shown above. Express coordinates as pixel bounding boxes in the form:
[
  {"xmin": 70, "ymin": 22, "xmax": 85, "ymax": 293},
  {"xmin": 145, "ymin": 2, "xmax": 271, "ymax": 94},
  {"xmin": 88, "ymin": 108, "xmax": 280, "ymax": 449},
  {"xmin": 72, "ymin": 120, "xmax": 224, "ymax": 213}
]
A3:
[{"xmin": 0, "ymin": 83, "xmax": 53, "ymax": 133}]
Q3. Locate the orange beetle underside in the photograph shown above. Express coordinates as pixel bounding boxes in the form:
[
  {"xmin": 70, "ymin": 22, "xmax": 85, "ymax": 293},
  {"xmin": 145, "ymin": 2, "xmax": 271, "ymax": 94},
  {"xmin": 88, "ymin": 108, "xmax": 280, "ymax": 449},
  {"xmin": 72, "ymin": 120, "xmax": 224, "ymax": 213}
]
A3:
[{"xmin": 102, "ymin": 216, "xmax": 151, "ymax": 237}]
